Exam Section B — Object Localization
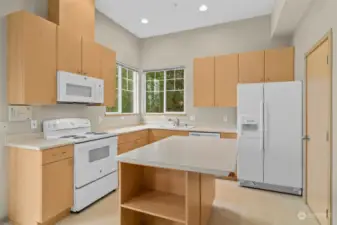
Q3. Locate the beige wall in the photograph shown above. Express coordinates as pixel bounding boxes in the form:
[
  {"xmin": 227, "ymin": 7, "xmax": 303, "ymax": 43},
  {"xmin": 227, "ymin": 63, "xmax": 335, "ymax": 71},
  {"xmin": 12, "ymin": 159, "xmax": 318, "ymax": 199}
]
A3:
[
  {"xmin": 292, "ymin": 0, "xmax": 337, "ymax": 223},
  {"xmin": 140, "ymin": 15, "xmax": 291, "ymax": 127},
  {"xmin": 0, "ymin": 2, "xmax": 141, "ymax": 218}
]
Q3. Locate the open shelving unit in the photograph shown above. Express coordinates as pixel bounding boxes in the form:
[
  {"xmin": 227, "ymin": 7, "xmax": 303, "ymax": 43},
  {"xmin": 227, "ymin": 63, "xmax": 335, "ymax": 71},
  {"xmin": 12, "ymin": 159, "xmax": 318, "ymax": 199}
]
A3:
[
  {"xmin": 121, "ymin": 190, "xmax": 185, "ymax": 223},
  {"xmin": 119, "ymin": 163, "xmax": 211, "ymax": 225}
]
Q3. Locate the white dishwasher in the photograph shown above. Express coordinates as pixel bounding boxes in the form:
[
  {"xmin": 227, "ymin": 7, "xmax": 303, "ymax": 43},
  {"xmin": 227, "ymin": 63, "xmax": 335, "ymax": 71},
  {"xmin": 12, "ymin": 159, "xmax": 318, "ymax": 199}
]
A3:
[{"xmin": 189, "ymin": 132, "xmax": 221, "ymax": 138}]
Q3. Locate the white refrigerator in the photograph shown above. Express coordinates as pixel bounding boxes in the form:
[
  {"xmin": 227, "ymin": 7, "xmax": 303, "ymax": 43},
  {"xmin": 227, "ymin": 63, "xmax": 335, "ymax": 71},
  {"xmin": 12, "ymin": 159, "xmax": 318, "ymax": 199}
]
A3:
[{"xmin": 237, "ymin": 81, "xmax": 303, "ymax": 195}]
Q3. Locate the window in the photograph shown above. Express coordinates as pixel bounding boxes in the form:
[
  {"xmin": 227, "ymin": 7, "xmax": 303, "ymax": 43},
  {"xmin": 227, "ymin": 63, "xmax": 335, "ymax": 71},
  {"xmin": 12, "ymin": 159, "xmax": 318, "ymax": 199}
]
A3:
[
  {"xmin": 145, "ymin": 69, "xmax": 185, "ymax": 114},
  {"xmin": 106, "ymin": 64, "xmax": 138, "ymax": 114}
]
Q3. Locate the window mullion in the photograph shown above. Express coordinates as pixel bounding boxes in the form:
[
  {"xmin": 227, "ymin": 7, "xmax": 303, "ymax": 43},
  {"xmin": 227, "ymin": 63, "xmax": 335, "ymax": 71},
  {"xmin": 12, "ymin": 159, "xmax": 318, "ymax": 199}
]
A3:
[
  {"xmin": 118, "ymin": 66, "xmax": 122, "ymax": 113},
  {"xmin": 164, "ymin": 70, "xmax": 167, "ymax": 113}
]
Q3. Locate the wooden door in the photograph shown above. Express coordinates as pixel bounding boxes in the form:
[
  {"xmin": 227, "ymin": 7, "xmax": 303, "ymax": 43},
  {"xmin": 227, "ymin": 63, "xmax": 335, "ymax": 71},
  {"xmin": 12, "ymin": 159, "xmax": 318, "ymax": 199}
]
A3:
[
  {"xmin": 194, "ymin": 57, "xmax": 215, "ymax": 107},
  {"xmin": 238, "ymin": 51, "xmax": 265, "ymax": 83},
  {"xmin": 42, "ymin": 158, "xmax": 73, "ymax": 222},
  {"xmin": 82, "ymin": 38, "xmax": 101, "ymax": 78},
  {"xmin": 306, "ymin": 33, "xmax": 332, "ymax": 225},
  {"xmin": 215, "ymin": 54, "xmax": 239, "ymax": 107},
  {"xmin": 22, "ymin": 12, "xmax": 57, "ymax": 105},
  {"xmin": 265, "ymin": 47, "xmax": 294, "ymax": 82},
  {"xmin": 48, "ymin": 0, "xmax": 95, "ymax": 40},
  {"xmin": 100, "ymin": 45, "xmax": 116, "ymax": 107},
  {"xmin": 57, "ymin": 26, "xmax": 82, "ymax": 74}
]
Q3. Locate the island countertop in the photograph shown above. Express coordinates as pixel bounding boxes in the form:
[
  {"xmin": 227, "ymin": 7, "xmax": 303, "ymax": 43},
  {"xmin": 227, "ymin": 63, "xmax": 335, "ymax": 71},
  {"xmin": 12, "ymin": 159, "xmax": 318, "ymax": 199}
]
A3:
[{"xmin": 116, "ymin": 136, "xmax": 237, "ymax": 177}]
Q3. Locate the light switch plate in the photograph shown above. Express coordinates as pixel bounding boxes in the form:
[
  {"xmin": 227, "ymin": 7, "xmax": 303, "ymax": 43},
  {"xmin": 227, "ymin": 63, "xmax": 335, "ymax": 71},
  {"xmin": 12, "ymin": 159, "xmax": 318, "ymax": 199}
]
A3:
[
  {"xmin": 8, "ymin": 106, "xmax": 32, "ymax": 122},
  {"xmin": 223, "ymin": 115, "xmax": 228, "ymax": 122},
  {"xmin": 189, "ymin": 115, "xmax": 196, "ymax": 121}
]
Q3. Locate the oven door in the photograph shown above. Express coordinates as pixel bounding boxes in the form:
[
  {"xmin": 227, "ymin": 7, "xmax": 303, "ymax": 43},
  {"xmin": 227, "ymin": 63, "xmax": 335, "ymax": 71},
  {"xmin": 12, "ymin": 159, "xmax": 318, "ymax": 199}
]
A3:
[
  {"xmin": 74, "ymin": 137, "xmax": 117, "ymax": 189},
  {"xmin": 57, "ymin": 71, "xmax": 97, "ymax": 103}
]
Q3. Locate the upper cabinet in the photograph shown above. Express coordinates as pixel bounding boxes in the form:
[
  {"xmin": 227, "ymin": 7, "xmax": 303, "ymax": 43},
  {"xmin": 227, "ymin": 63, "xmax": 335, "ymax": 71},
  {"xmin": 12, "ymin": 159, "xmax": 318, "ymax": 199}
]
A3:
[
  {"xmin": 239, "ymin": 50, "xmax": 265, "ymax": 83},
  {"xmin": 215, "ymin": 54, "xmax": 239, "ymax": 107},
  {"xmin": 265, "ymin": 47, "xmax": 294, "ymax": 82},
  {"xmin": 48, "ymin": 0, "xmax": 95, "ymax": 40},
  {"xmin": 100, "ymin": 45, "xmax": 117, "ymax": 107},
  {"xmin": 193, "ymin": 47, "xmax": 294, "ymax": 108},
  {"xmin": 57, "ymin": 27, "xmax": 82, "ymax": 74},
  {"xmin": 7, "ymin": 11, "xmax": 57, "ymax": 105},
  {"xmin": 82, "ymin": 38, "xmax": 102, "ymax": 79},
  {"xmin": 194, "ymin": 57, "xmax": 215, "ymax": 107}
]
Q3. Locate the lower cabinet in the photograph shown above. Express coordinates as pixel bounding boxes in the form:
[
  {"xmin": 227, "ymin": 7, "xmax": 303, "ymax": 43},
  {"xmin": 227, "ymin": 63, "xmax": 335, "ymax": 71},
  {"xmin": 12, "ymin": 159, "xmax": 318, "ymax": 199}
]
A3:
[
  {"xmin": 8, "ymin": 145, "xmax": 74, "ymax": 225},
  {"xmin": 149, "ymin": 130, "xmax": 189, "ymax": 143},
  {"xmin": 118, "ymin": 130, "xmax": 149, "ymax": 155},
  {"xmin": 42, "ymin": 158, "xmax": 73, "ymax": 222}
]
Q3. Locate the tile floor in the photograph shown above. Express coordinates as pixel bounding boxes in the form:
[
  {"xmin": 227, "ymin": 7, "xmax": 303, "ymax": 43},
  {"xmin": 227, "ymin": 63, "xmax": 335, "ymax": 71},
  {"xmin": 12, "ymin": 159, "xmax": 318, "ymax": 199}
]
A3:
[{"xmin": 58, "ymin": 180, "xmax": 319, "ymax": 225}]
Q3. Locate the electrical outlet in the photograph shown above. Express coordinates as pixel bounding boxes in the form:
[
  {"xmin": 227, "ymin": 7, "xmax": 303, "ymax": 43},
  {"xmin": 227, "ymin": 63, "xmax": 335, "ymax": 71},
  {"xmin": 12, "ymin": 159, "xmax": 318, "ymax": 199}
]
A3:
[
  {"xmin": 223, "ymin": 115, "xmax": 228, "ymax": 123},
  {"xmin": 120, "ymin": 116, "xmax": 125, "ymax": 120},
  {"xmin": 189, "ymin": 115, "xmax": 195, "ymax": 121},
  {"xmin": 31, "ymin": 120, "xmax": 38, "ymax": 129}
]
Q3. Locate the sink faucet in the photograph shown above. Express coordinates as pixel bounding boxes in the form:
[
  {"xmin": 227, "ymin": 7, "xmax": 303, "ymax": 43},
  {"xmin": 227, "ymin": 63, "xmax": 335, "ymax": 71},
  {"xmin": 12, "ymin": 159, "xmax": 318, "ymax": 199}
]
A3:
[{"xmin": 168, "ymin": 118, "xmax": 180, "ymax": 127}]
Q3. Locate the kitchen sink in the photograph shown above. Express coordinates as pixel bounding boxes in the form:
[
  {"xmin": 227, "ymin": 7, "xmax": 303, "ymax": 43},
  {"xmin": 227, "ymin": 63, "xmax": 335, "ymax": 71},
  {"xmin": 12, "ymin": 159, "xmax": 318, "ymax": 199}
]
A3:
[{"xmin": 158, "ymin": 124, "xmax": 195, "ymax": 129}]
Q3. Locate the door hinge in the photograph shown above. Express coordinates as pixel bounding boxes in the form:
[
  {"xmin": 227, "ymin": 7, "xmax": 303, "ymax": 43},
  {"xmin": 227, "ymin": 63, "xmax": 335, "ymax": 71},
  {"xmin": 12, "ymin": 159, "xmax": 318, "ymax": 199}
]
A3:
[
  {"xmin": 326, "ymin": 131, "xmax": 330, "ymax": 142},
  {"xmin": 326, "ymin": 209, "xmax": 329, "ymax": 218},
  {"xmin": 327, "ymin": 55, "xmax": 329, "ymax": 65}
]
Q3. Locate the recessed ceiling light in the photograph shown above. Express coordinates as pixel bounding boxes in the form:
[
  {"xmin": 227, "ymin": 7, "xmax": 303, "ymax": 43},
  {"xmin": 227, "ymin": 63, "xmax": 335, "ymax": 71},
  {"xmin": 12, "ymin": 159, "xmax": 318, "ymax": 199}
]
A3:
[
  {"xmin": 199, "ymin": 4, "xmax": 208, "ymax": 12},
  {"xmin": 141, "ymin": 18, "xmax": 149, "ymax": 24}
]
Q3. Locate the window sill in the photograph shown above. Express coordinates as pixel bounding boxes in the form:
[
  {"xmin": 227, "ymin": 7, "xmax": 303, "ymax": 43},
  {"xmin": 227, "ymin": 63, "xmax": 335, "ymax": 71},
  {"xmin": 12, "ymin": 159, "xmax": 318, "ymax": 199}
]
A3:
[
  {"xmin": 144, "ymin": 113, "xmax": 187, "ymax": 116},
  {"xmin": 105, "ymin": 113, "xmax": 140, "ymax": 117}
]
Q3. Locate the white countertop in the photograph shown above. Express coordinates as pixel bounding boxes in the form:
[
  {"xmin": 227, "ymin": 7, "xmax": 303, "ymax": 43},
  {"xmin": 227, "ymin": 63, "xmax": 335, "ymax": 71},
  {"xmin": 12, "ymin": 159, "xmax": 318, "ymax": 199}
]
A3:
[
  {"xmin": 116, "ymin": 136, "xmax": 237, "ymax": 176},
  {"xmin": 105, "ymin": 124, "xmax": 237, "ymax": 135},
  {"xmin": 6, "ymin": 124, "xmax": 237, "ymax": 150}
]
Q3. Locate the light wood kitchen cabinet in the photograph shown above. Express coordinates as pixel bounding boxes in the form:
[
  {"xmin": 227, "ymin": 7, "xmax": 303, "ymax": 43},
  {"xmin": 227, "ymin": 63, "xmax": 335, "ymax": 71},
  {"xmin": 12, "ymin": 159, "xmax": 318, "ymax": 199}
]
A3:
[
  {"xmin": 149, "ymin": 129, "xmax": 189, "ymax": 143},
  {"xmin": 194, "ymin": 57, "xmax": 215, "ymax": 107},
  {"xmin": 48, "ymin": 0, "xmax": 95, "ymax": 40},
  {"xmin": 265, "ymin": 47, "xmax": 294, "ymax": 82},
  {"xmin": 239, "ymin": 50, "xmax": 265, "ymax": 83},
  {"xmin": 42, "ymin": 158, "xmax": 73, "ymax": 222},
  {"xmin": 82, "ymin": 38, "xmax": 102, "ymax": 78},
  {"xmin": 100, "ymin": 45, "xmax": 117, "ymax": 107},
  {"xmin": 8, "ymin": 145, "xmax": 74, "ymax": 225},
  {"xmin": 7, "ymin": 11, "xmax": 57, "ymax": 105},
  {"xmin": 118, "ymin": 130, "xmax": 149, "ymax": 155},
  {"xmin": 215, "ymin": 54, "xmax": 239, "ymax": 107},
  {"xmin": 56, "ymin": 26, "xmax": 82, "ymax": 74}
]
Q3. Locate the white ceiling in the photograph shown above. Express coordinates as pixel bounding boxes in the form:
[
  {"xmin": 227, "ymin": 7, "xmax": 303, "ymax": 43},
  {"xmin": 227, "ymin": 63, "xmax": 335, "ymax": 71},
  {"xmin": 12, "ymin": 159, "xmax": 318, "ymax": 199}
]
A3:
[{"xmin": 96, "ymin": 0, "xmax": 276, "ymax": 38}]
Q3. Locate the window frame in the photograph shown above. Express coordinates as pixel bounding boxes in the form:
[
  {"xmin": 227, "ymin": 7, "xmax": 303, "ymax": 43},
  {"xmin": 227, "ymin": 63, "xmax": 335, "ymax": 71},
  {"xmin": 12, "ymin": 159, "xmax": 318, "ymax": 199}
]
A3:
[
  {"xmin": 105, "ymin": 64, "xmax": 139, "ymax": 115},
  {"xmin": 144, "ymin": 68, "xmax": 186, "ymax": 115}
]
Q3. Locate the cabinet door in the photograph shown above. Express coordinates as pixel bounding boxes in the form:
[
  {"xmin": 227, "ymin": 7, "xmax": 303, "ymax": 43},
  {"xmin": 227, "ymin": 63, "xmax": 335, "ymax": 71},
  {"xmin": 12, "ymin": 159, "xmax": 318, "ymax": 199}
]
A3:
[
  {"xmin": 194, "ymin": 57, "xmax": 215, "ymax": 107},
  {"xmin": 239, "ymin": 51, "xmax": 265, "ymax": 83},
  {"xmin": 215, "ymin": 54, "xmax": 239, "ymax": 107},
  {"xmin": 57, "ymin": 27, "xmax": 82, "ymax": 74},
  {"xmin": 82, "ymin": 38, "xmax": 101, "ymax": 78},
  {"xmin": 42, "ymin": 158, "xmax": 73, "ymax": 222},
  {"xmin": 49, "ymin": 0, "xmax": 95, "ymax": 40},
  {"xmin": 100, "ymin": 45, "xmax": 116, "ymax": 107},
  {"xmin": 20, "ymin": 12, "xmax": 57, "ymax": 105},
  {"xmin": 265, "ymin": 47, "xmax": 294, "ymax": 82}
]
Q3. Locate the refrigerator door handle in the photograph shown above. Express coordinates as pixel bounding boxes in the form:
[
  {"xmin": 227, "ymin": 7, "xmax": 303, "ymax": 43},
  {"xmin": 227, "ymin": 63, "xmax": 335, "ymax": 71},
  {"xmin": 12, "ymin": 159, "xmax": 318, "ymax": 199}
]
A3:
[{"xmin": 260, "ymin": 101, "xmax": 264, "ymax": 151}]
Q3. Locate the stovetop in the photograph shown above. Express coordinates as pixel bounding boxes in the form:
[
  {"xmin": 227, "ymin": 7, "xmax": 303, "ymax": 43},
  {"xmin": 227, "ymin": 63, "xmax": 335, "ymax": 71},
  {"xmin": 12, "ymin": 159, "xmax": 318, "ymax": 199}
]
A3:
[{"xmin": 59, "ymin": 131, "xmax": 113, "ymax": 141}]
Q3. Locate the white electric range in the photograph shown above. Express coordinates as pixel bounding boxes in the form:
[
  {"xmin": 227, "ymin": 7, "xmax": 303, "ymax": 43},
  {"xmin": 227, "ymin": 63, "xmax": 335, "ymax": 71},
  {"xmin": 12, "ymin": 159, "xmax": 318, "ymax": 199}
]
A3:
[{"xmin": 43, "ymin": 118, "xmax": 118, "ymax": 212}]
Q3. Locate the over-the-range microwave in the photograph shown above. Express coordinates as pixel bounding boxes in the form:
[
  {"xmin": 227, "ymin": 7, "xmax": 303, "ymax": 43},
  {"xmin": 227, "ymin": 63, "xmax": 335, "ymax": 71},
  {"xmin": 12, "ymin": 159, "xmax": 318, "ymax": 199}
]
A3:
[{"xmin": 57, "ymin": 71, "xmax": 104, "ymax": 104}]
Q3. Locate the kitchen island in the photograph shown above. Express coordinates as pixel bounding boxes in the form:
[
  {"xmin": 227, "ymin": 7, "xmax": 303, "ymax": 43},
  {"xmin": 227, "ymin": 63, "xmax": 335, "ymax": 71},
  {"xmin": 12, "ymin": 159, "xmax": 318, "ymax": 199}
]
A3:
[{"xmin": 116, "ymin": 136, "xmax": 237, "ymax": 225}]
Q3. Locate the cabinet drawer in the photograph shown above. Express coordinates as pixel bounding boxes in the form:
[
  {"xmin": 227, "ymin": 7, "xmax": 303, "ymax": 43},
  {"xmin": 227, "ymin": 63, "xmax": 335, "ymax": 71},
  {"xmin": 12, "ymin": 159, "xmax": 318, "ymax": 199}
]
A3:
[
  {"xmin": 150, "ymin": 129, "xmax": 189, "ymax": 138},
  {"xmin": 220, "ymin": 133, "xmax": 237, "ymax": 139},
  {"xmin": 42, "ymin": 145, "xmax": 74, "ymax": 165},
  {"xmin": 118, "ymin": 138, "xmax": 148, "ymax": 155},
  {"xmin": 118, "ymin": 130, "xmax": 149, "ymax": 145}
]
